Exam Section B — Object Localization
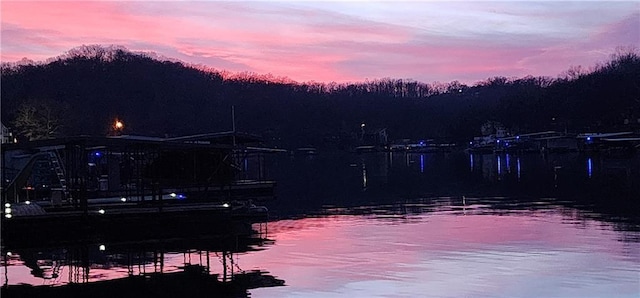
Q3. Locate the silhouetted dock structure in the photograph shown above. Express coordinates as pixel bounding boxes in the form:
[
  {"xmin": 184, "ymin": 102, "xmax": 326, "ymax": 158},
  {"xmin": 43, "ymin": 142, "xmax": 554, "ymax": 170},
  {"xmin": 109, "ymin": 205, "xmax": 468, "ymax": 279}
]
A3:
[{"xmin": 1, "ymin": 132, "xmax": 277, "ymax": 242}]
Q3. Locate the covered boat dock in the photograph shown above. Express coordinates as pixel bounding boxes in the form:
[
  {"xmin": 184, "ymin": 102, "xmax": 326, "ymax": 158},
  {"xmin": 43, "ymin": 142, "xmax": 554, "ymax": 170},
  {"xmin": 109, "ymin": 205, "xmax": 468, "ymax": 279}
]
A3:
[{"xmin": 1, "ymin": 132, "xmax": 277, "ymax": 241}]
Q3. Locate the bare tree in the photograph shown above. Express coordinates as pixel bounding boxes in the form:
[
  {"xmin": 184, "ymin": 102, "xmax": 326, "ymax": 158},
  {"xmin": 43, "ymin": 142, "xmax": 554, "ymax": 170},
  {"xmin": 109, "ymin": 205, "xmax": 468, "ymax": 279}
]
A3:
[
  {"xmin": 560, "ymin": 65, "xmax": 587, "ymax": 81},
  {"xmin": 12, "ymin": 99, "xmax": 66, "ymax": 140}
]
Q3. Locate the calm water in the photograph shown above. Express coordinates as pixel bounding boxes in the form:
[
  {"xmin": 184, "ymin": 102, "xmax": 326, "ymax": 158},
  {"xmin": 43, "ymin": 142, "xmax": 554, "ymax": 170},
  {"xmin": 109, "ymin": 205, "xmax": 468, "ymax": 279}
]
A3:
[{"xmin": 3, "ymin": 151, "xmax": 639, "ymax": 297}]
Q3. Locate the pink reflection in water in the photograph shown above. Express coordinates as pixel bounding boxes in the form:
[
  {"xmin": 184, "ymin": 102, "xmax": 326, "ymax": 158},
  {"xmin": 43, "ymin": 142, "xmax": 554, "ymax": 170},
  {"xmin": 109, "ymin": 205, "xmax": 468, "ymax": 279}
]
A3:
[
  {"xmin": 2, "ymin": 208, "xmax": 638, "ymax": 297},
  {"xmin": 1, "ymin": 252, "xmax": 188, "ymax": 287},
  {"xmin": 242, "ymin": 211, "xmax": 639, "ymax": 297}
]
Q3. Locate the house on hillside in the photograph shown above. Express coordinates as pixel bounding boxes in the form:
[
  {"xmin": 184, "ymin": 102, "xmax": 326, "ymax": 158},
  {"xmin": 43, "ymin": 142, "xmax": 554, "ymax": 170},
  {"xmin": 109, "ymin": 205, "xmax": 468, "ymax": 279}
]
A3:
[{"xmin": 1, "ymin": 123, "xmax": 16, "ymax": 144}]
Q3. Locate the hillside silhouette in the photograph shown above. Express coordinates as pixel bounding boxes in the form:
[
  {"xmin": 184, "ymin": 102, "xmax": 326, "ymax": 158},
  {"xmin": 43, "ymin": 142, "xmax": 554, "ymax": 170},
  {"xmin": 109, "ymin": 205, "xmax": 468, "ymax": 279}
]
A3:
[{"xmin": 2, "ymin": 45, "xmax": 639, "ymax": 148}]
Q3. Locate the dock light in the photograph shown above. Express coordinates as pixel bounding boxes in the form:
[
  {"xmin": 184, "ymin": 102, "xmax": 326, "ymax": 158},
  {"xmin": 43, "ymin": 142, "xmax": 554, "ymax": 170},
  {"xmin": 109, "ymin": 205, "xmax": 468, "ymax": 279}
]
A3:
[
  {"xmin": 586, "ymin": 136, "xmax": 592, "ymax": 141},
  {"xmin": 469, "ymin": 141, "xmax": 473, "ymax": 145},
  {"xmin": 170, "ymin": 193, "xmax": 177, "ymax": 198},
  {"xmin": 5, "ymin": 208, "xmax": 11, "ymax": 214},
  {"xmin": 497, "ymin": 140, "xmax": 501, "ymax": 143},
  {"xmin": 516, "ymin": 136, "xmax": 520, "ymax": 140},
  {"xmin": 4, "ymin": 203, "xmax": 10, "ymax": 208},
  {"xmin": 114, "ymin": 119, "xmax": 124, "ymax": 130},
  {"xmin": 120, "ymin": 197, "xmax": 127, "ymax": 202},
  {"xmin": 99, "ymin": 245, "xmax": 106, "ymax": 251},
  {"xmin": 98, "ymin": 209, "xmax": 105, "ymax": 214},
  {"xmin": 4, "ymin": 214, "xmax": 12, "ymax": 219},
  {"xmin": 25, "ymin": 200, "xmax": 31, "ymax": 205},
  {"xmin": 111, "ymin": 119, "xmax": 125, "ymax": 136},
  {"xmin": 6, "ymin": 252, "xmax": 12, "ymax": 256},
  {"xmin": 222, "ymin": 203, "xmax": 230, "ymax": 208}
]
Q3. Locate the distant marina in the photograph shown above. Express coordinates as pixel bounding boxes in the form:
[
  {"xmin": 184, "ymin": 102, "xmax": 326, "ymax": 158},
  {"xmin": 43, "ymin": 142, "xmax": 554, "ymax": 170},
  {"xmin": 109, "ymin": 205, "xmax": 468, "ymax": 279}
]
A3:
[{"xmin": 467, "ymin": 130, "xmax": 640, "ymax": 155}]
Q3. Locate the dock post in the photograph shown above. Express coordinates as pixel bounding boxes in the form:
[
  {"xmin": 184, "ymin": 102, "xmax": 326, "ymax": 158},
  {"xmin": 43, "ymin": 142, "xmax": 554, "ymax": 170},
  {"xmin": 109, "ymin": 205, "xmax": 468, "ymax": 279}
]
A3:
[
  {"xmin": 222, "ymin": 250, "xmax": 227, "ymax": 282},
  {"xmin": 206, "ymin": 250, "xmax": 210, "ymax": 273},
  {"xmin": 80, "ymin": 180, "xmax": 88, "ymax": 216},
  {"xmin": 158, "ymin": 184, "xmax": 163, "ymax": 212},
  {"xmin": 3, "ymin": 252, "xmax": 8, "ymax": 286}
]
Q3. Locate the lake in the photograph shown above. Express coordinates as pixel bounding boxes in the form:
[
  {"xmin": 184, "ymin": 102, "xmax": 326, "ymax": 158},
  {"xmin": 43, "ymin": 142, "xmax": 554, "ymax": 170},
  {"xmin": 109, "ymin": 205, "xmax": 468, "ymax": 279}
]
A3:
[{"xmin": 2, "ymin": 151, "xmax": 639, "ymax": 297}]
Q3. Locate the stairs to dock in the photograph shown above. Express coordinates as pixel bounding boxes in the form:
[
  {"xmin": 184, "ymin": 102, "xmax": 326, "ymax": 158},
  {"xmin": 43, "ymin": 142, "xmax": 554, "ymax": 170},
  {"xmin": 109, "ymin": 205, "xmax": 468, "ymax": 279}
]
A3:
[
  {"xmin": 3, "ymin": 150, "xmax": 69, "ymax": 203},
  {"xmin": 47, "ymin": 150, "xmax": 69, "ymax": 200}
]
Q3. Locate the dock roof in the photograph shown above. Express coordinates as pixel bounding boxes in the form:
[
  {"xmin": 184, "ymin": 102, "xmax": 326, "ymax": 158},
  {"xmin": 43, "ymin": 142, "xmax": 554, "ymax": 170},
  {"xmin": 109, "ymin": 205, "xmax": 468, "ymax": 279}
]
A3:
[{"xmin": 1, "ymin": 131, "xmax": 263, "ymax": 152}]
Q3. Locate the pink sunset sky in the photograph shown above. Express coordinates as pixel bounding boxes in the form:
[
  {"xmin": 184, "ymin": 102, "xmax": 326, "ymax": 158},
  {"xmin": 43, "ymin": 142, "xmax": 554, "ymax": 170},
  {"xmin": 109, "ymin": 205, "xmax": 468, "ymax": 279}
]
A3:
[{"xmin": 1, "ymin": 1, "xmax": 638, "ymax": 84}]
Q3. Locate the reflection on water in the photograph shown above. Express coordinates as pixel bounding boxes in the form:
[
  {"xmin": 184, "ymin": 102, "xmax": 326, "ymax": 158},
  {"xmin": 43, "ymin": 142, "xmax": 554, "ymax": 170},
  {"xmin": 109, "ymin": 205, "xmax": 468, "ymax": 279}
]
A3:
[
  {"xmin": 362, "ymin": 163, "xmax": 367, "ymax": 189},
  {"xmin": 3, "ymin": 151, "xmax": 640, "ymax": 297},
  {"xmin": 244, "ymin": 197, "xmax": 640, "ymax": 297},
  {"xmin": 268, "ymin": 152, "xmax": 639, "ymax": 219},
  {"xmin": 1, "ymin": 222, "xmax": 284, "ymax": 297},
  {"xmin": 464, "ymin": 153, "xmax": 638, "ymax": 201},
  {"xmin": 253, "ymin": 151, "xmax": 639, "ymax": 296},
  {"xmin": 505, "ymin": 154, "xmax": 511, "ymax": 173}
]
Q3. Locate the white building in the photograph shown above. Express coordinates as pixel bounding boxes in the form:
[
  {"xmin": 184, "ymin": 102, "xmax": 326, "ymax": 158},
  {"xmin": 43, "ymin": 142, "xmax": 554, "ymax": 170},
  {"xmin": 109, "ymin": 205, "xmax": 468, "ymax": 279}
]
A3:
[{"xmin": 1, "ymin": 123, "xmax": 16, "ymax": 144}]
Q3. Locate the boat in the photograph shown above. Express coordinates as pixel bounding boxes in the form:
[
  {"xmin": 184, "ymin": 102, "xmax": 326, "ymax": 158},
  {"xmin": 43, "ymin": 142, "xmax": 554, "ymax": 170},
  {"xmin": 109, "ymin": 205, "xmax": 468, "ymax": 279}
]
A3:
[
  {"xmin": 355, "ymin": 145, "xmax": 377, "ymax": 153},
  {"xmin": 295, "ymin": 147, "xmax": 318, "ymax": 155}
]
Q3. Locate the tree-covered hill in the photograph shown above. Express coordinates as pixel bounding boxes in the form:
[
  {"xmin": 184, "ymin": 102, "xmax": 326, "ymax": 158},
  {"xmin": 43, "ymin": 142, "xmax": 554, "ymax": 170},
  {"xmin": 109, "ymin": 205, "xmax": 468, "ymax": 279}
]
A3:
[{"xmin": 1, "ymin": 45, "xmax": 638, "ymax": 147}]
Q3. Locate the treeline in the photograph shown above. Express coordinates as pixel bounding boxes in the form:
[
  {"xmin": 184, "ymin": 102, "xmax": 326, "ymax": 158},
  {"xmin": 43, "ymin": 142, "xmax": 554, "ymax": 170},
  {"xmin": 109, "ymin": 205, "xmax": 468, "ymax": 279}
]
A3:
[{"xmin": 1, "ymin": 45, "xmax": 639, "ymax": 147}]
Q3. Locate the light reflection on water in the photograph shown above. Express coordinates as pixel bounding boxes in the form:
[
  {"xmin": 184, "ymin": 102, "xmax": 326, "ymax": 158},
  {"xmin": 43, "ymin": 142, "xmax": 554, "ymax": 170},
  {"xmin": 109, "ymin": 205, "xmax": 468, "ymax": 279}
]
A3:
[
  {"xmin": 247, "ymin": 152, "xmax": 640, "ymax": 297},
  {"xmin": 246, "ymin": 202, "xmax": 639, "ymax": 297},
  {"xmin": 5, "ymin": 198, "xmax": 638, "ymax": 297}
]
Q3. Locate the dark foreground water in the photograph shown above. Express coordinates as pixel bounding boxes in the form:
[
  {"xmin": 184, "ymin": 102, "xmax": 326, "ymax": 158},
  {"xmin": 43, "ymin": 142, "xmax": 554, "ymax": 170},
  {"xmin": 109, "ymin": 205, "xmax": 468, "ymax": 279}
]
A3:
[{"xmin": 3, "ymin": 151, "xmax": 639, "ymax": 297}]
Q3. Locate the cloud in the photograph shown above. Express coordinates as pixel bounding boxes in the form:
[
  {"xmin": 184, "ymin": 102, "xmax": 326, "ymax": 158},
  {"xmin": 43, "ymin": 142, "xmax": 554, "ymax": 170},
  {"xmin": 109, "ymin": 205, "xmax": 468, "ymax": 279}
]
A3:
[
  {"xmin": 1, "ymin": 23, "xmax": 62, "ymax": 60},
  {"xmin": 592, "ymin": 12, "xmax": 640, "ymax": 48},
  {"xmin": 1, "ymin": 1, "xmax": 638, "ymax": 84}
]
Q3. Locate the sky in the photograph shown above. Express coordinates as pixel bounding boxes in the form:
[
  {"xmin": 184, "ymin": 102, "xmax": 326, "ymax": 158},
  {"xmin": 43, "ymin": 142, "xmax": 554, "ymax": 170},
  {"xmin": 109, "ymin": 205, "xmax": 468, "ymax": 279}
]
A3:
[{"xmin": 1, "ymin": 1, "xmax": 639, "ymax": 84}]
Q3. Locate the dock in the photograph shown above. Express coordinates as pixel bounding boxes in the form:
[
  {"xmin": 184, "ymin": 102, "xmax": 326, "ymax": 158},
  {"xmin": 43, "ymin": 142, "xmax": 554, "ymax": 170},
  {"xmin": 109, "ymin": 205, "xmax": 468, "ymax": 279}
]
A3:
[{"xmin": 1, "ymin": 132, "xmax": 278, "ymax": 244}]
